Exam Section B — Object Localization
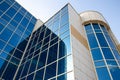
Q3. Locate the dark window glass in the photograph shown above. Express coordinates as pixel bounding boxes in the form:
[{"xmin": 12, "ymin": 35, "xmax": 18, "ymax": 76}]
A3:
[
  {"xmin": 102, "ymin": 48, "xmax": 114, "ymax": 59},
  {"xmin": 92, "ymin": 23, "xmax": 100, "ymax": 29},
  {"xmin": 0, "ymin": 28, "xmax": 12, "ymax": 42},
  {"xmin": 13, "ymin": 49, "xmax": 23, "ymax": 59},
  {"xmin": 87, "ymin": 33, "xmax": 98, "ymax": 48},
  {"xmin": 109, "ymin": 67, "xmax": 120, "ymax": 80},
  {"xmin": 91, "ymin": 48, "xmax": 103, "ymax": 60},
  {"xmin": 26, "ymin": 73, "xmax": 34, "ymax": 80},
  {"xmin": 6, "ymin": 7, "xmax": 16, "ymax": 18},
  {"xmin": 2, "ymin": 63, "xmax": 17, "ymax": 80},
  {"xmin": 85, "ymin": 24, "xmax": 92, "ymax": 30},
  {"xmin": 4, "ymin": 44, "xmax": 14, "ymax": 53},
  {"xmin": 0, "ymin": 2, "xmax": 10, "ymax": 12},
  {"xmin": 96, "ymin": 67, "xmax": 111, "ymax": 80},
  {"xmin": 100, "ymin": 24, "xmax": 107, "ymax": 32},
  {"xmin": 57, "ymin": 74, "xmax": 66, "ymax": 80},
  {"xmin": 96, "ymin": 33, "xmax": 108, "ymax": 47},
  {"xmin": 17, "ymin": 39, "xmax": 28, "ymax": 52},
  {"xmin": 35, "ymin": 68, "xmax": 44, "ymax": 80},
  {"xmin": 29, "ymin": 55, "xmax": 39, "ymax": 73},
  {"xmin": 0, "ymin": 10, "xmax": 2, "ymax": 16},
  {"xmin": 15, "ymin": 65, "xmax": 24, "ymax": 80},
  {"xmin": 95, "ymin": 61, "xmax": 105, "ymax": 67},
  {"xmin": 10, "ymin": 57, "xmax": 20, "ymax": 65},
  {"xmin": 0, "ymin": 58, "xmax": 8, "ymax": 76},
  {"xmin": 45, "ymin": 29, "xmax": 51, "ymax": 37},
  {"xmin": 47, "ymin": 43, "xmax": 58, "ymax": 64},
  {"xmin": 21, "ymin": 61, "xmax": 31, "ymax": 77},
  {"xmin": 45, "ymin": 62, "xmax": 56, "ymax": 80},
  {"xmin": 37, "ymin": 50, "xmax": 47, "ymax": 69},
  {"xmin": 59, "ymin": 40, "xmax": 66, "ymax": 58},
  {"xmin": 14, "ymin": 13, "xmax": 23, "ymax": 23},
  {"xmin": 58, "ymin": 58, "xmax": 66, "ymax": 74}
]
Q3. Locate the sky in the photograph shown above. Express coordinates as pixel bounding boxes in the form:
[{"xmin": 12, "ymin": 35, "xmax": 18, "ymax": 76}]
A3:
[{"xmin": 16, "ymin": 0, "xmax": 120, "ymax": 42}]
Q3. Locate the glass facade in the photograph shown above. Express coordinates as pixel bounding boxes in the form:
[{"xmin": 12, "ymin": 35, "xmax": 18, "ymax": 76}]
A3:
[
  {"xmin": 16, "ymin": 5, "xmax": 73, "ymax": 80},
  {"xmin": 85, "ymin": 23, "xmax": 120, "ymax": 80},
  {"xmin": 0, "ymin": 0, "xmax": 37, "ymax": 80}
]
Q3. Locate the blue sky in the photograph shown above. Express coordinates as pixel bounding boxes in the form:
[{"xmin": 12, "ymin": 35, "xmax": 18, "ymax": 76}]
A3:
[{"xmin": 16, "ymin": 0, "xmax": 120, "ymax": 42}]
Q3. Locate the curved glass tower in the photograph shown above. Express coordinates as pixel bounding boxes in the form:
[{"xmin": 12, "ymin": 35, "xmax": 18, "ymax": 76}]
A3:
[{"xmin": 81, "ymin": 11, "xmax": 120, "ymax": 80}]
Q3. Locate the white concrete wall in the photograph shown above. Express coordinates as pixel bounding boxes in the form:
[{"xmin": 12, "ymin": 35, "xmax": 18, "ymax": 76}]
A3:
[
  {"xmin": 33, "ymin": 19, "xmax": 43, "ymax": 32},
  {"xmin": 80, "ymin": 11, "xmax": 107, "ymax": 24},
  {"xmin": 68, "ymin": 4, "xmax": 96, "ymax": 80}
]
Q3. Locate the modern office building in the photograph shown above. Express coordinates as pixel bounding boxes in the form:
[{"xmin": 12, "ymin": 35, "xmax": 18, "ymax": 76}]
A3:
[{"xmin": 0, "ymin": 0, "xmax": 120, "ymax": 80}]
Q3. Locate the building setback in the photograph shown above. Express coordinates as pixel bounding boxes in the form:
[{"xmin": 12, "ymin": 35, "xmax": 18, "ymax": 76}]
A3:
[{"xmin": 0, "ymin": 0, "xmax": 120, "ymax": 80}]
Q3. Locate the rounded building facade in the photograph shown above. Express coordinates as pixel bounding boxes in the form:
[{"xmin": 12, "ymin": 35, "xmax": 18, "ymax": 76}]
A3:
[{"xmin": 80, "ymin": 11, "xmax": 120, "ymax": 80}]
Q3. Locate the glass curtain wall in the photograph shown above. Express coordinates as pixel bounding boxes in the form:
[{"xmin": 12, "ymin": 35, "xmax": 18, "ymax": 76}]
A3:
[
  {"xmin": 16, "ymin": 5, "xmax": 73, "ymax": 80},
  {"xmin": 84, "ymin": 23, "xmax": 120, "ymax": 80},
  {"xmin": 0, "ymin": 0, "xmax": 36, "ymax": 80}
]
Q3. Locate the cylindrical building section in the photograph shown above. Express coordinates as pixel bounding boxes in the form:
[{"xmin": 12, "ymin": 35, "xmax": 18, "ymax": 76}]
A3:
[{"xmin": 80, "ymin": 11, "xmax": 120, "ymax": 80}]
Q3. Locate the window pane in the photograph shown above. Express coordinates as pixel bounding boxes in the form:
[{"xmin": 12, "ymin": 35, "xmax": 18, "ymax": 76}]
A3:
[
  {"xmin": 91, "ymin": 48, "xmax": 103, "ymax": 60},
  {"xmin": 35, "ymin": 68, "xmax": 44, "ymax": 80},
  {"xmin": 102, "ymin": 48, "xmax": 114, "ymax": 59},
  {"xmin": 92, "ymin": 23, "xmax": 100, "ymax": 29},
  {"xmin": 85, "ymin": 24, "xmax": 92, "ymax": 30},
  {"xmin": 87, "ymin": 33, "xmax": 98, "ymax": 48},
  {"xmin": 96, "ymin": 67, "xmax": 111, "ymax": 80},
  {"xmin": 96, "ymin": 33, "xmax": 108, "ymax": 47}
]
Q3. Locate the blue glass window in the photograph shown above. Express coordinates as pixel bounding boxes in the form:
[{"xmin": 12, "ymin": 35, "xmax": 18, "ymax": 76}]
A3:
[
  {"xmin": 92, "ymin": 23, "xmax": 100, "ymax": 29},
  {"xmin": 35, "ymin": 68, "xmax": 44, "ymax": 80},
  {"xmin": 29, "ymin": 55, "xmax": 39, "ymax": 73},
  {"xmin": 0, "ymin": 23, "xmax": 4, "ymax": 33},
  {"xmin": 96, "ymin": 67, "xmax": 111, "ymax": 80},
  {"xmin": 57, "ymin": 74, "xmax": 66, "ymax": 80},
  {"xmin": 47, "ymin": 43, "xmax": 58, "ymax": 64},
  {"xmin": 26, "ymin": 73, "xmax": 34, "ymax": 80},
  {"xmin": 2, "ymin": 63, "xmax": 17, "ymax": 80},
  {"xmin": 87, "ymin": 33, "xmax": 98, "ymax": 48},
  {"xmin": 105, "ymin": 34, "xmax": 116, "ymax": 49},
  {"xmin": 96, "ymin": 33, "xmax": 108, "ymax": 47},
  {"xmin": 102, "ymin": 48, "xmax": 114, "ymax": 59},
  {"xmin": 59, "ymin": 23, "xmax": 69, "ymax": 35},
  {"xmin": 9, "ymin": 33, "xmax": 20, "ymax": 47},
  {"xmin": 13, "ymin": 49, "xmax": 23, "ymax": 59},
  {"xmin": 109, "ymin": 67, "xmax": 120, "ymax": 80},
  {"xmin": 0, "ymin": 2, "xmax": 10, "ymax": 12},
  {"xmin": 0, "ymin": 40, "xmax": 5, "ymax": 50},
  {"xmin": 85, "ymin": 24, "xmax": 92, "ymax": 30},
  {"xmin": 106, "ymin": 60, "xmax": 117, "ymax": 66},
  {"xmin": 6, "ymin": 7, "xmax": 16, "ymax": 18},
  {"xmin": 60, "ymin": 13, "xmax": 68, "ymax": 26},
  {"xmin": 59, "ymin": 40, "xmax": 66, "ymax": 58},
  {"xmin": 27, "ymin": 22, "xmax": 34, "ymax": 32},
  {"xmin": 21, "ymin": 18, "xmax": 29, "ymax": 27},
  {"xmin": 37, "ymin": 50, "xmax": 47, "ymax": 69},
  {"xmin": 4, "ymin": 44, "xmax": 14, "ymax": 53},
  {"xmin": 0, "ymin": 52, "xmax": 11, "ymax": 60},
  {"xmin": 91, "ymin": 48, "xmax": 103, "ymax": 60},
  {"xmin": 58, "ymin": 58, "xmax": 66, "ymax": 74},
  {"xmin": 14, "ymin": 12, "xmax": 23, "ymax": 22},
  {"xmin": 0, "ymin": 58, "xmax": 8, "ymax": 76},
  {"xmin": 95, "ymin": 61, "xmax": 105, "ymax": 67},
  {"xmin": 1, "ymin": 14, "xmax": 11, "ymax": 22},
  {"xmin": 21, "ymin": 61, "xmax": 30, "ymax": 77},
  {"xmin": 0, "ymin": 28, "xmax": 12, "ymax": 42},
  {"xmin": 10, "ymin": 57, "xmax": 20, "ymax": 65},
  {"xmin": 45, "ymin": 62, "xmax": 56, "ymax": 79}
]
